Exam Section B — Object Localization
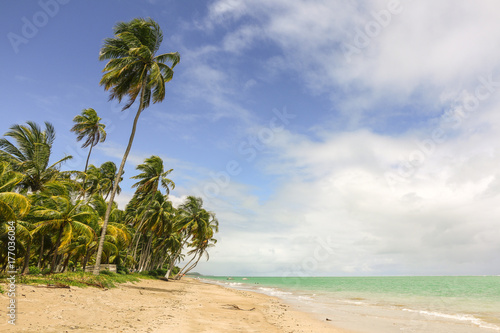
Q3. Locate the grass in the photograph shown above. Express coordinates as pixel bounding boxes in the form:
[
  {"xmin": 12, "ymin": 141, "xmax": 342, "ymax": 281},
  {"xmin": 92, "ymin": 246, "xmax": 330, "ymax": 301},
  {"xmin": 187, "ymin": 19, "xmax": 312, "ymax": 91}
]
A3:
[{"xmin": 0, "ymin": 271, "xmax": 158, "ymax": 289}]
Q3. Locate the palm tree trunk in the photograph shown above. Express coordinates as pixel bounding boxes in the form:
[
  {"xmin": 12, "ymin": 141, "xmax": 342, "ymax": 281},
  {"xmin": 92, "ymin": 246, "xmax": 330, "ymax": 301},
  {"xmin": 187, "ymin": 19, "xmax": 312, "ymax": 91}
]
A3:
[
  {"xmin": 164, "ymin": 236, "xmax": 188, "ymax": 280},
  {"xmin": 21, "ymin": 236, "xmax": 32, "ymax": 274},
  {"xmin": 182, "ymin": 253, "xmax": 204, "ymax": 278},
  {"xmin": 94, "ymin": 76, "xmax": 148, "ymax": 275},
  {"xmin": 84, "ymin": 144, "xmax": 94, "ymax": 173},
  {"xmin": 61, "ymin": 253, "xmax": 71, "ymax": 273},
  {"xmin": 37, "ymin": 235, "xmax": 44, "ymax": 268},
  {"xmin": 175, "ymin": 251, "xmax": 198, "ymax": 279},
  {"xmin": 50, "ymin": 227, "xmax": 64, "ymax": 273},
  {"xmin": 138, "ymin": 234, "xmax": 153, "ymax": 272},
  {"xmin": 82, "ymin": 248, "xmax": 90, "ymax": 271}
]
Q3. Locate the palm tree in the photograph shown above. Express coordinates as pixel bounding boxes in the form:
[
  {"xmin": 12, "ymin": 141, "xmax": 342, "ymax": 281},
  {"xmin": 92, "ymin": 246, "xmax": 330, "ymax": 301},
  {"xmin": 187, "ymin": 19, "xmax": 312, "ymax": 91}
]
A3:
[
  {"xmin": 0, "ymin": 121, "xmax": 72, "ymax": 193},
  {"xmin": 0, "ymin": 161, "xmax": 31, "ymax": 273},
  {"xmin": 70, "ymin": 108, "xmax": 107, "ymax": 173},
  {"xmin": 94, "ymin": 18, "xmax": 180, "ymax": 275},
  {"xmin": 128, "ymin": 155, "xmax": 174, "ymax": 259},
  {"xmin": 133, "ymin": 192, "xmax": 175, "ymax": 272},
  {"xmin": 131, "ymin": 155, "xmax": 174, "ymax": 197},
  {"xmin": 175, "ymin": 213, "xmax": 218, "ymax": 279},
  {"xmin": 31, "ymin": 194, "xmax": 95, "ymax": 273},
  {"xmin": 164, "ymin": 196, "xmax": 212, "ymax": 280},
  {"xmin": 84, "ymin": 162, "xmax": 122, "ymax": 200},
  {"xmin": 0, "ymin": 161, "xmax": 29, "ymax": 222}
]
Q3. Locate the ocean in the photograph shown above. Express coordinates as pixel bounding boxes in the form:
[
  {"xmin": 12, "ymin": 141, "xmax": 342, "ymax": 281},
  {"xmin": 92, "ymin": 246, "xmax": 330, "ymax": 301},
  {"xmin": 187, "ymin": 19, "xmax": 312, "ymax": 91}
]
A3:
[{"xmin": 200, "ymin": 276, "xmax": 500, "ymax": 333}]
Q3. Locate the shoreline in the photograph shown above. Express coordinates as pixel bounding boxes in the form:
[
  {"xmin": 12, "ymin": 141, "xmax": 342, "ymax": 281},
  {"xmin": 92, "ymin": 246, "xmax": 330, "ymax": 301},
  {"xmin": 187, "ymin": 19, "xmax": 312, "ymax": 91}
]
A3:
[{"xmin": 1, "ymin": 277, "xmax": 350, "ymax": 332}]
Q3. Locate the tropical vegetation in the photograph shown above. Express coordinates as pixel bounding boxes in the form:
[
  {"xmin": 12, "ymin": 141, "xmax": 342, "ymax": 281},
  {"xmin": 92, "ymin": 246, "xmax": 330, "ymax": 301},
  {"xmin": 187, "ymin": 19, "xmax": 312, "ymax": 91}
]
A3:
[{"xmin": 0, "ymin": 18, "xmax": 218, "ymax": 281}]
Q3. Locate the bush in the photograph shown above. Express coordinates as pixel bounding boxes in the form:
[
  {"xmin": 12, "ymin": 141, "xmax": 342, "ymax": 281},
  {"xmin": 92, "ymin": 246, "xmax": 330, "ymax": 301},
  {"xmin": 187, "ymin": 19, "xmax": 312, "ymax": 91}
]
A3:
[
  {"xmin": 28, "ymin": 266, "xmax": 41, "ymax": 275},
  {"xmin": 41, "ymin": 268, "xmax": 51, "ymax": 275},
  {"xmin": 116, "ymin": 265, "xmax": 129, "ymax": 275},
  {"xmin": 99, "ymin": 270, "xmax": 114, "ymax": 276}
]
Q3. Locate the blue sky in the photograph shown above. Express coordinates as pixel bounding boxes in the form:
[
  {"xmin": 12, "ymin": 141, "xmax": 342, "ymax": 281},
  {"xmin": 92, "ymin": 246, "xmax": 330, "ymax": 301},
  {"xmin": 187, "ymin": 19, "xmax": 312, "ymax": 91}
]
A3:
[{"xmin": 2, "ymin": 0, "xmax": 500, "ymax": 276}]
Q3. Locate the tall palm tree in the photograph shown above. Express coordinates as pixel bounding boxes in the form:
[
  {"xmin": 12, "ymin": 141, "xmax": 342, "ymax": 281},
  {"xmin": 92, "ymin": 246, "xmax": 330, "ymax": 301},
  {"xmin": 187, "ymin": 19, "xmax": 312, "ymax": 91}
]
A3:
[
  {"xmin": 70, "ymin": 108, "xmax": 107, "ymax": 173},
  {"xmin": 0, "ymin": 121, "xmax": 72, "ymax": 193},
  {"xmin": 94, "ymin": 18, "xmax": 180, "ymax": 275}
]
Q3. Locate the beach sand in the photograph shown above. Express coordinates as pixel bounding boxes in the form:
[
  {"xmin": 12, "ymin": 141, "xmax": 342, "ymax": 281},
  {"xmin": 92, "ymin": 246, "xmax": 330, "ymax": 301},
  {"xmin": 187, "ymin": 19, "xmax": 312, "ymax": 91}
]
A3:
[{"xmin": 1, "ymin": 278, "xmax": 352, "ymax": 333}]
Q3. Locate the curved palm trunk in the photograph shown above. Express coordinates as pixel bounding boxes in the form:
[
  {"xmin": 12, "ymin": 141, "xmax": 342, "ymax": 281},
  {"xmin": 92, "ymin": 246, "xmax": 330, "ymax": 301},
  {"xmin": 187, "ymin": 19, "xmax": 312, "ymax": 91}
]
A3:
[
  {"xmin": 94, "ymin": 76, "xmax": 148, "ymax": 275},
  {"xmin": 175, "ymin": 251, "xmax": 198, "ymax": 280},
  {"xmin": 84, "ymin": 144, "xmax": 94, "ymax": 173},
  {"xmin": 164, "ymin": 236, "xmax": 188, "ymax": 280}
]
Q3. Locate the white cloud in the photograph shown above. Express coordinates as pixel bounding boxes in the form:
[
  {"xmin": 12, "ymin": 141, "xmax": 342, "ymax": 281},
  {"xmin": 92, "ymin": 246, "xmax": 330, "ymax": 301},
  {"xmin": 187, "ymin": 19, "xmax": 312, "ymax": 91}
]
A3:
[
  {"xmin": 188, "ymin": 105, "xmax": 500, "ymax": 275},
  {"xmin": 206, "ymin": 0, "xmax": 500, "ymax": 118}
]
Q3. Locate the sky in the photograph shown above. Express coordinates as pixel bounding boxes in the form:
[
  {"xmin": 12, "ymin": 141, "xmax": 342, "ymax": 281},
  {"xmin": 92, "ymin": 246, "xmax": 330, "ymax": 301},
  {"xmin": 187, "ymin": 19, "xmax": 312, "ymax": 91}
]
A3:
[{"xmin": 1, "ymin": 0, "xmax": 500, "ymax": 277}]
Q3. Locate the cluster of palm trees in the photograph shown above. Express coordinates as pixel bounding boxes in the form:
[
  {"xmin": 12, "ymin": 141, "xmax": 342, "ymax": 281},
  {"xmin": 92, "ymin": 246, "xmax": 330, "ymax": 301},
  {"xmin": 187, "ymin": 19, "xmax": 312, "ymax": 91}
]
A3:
[
  {"xmin": 0, "ymin": 118, "xmax": 218, "ymax": 279},
  {"xmin": 0, "ymin": 18, "xmax": 218, "ymax": 279}
]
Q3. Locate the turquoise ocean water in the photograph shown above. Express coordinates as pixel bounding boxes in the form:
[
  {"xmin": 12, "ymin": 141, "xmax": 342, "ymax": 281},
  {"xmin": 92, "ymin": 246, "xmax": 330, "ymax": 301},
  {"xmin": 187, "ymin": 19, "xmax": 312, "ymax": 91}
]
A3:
[{"xmin": 200, "ymin": 276, "xmax": 500, "ymax": 332}]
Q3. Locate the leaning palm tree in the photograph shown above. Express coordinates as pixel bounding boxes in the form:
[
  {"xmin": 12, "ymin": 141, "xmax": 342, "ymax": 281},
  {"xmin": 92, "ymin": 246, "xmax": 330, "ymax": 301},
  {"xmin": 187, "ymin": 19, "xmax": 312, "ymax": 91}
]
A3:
[
  {"xmin": 0, "ymin": 121, "xmax": 72, "ymax": 193},
  {"xmin": 94, "ymin": 18, "xmax": 180, "ymax": 274},
  {"xmin": 70, "ymin": 108, "xmax": 106, "ymax": 173},
  {"xmin": 164, "ymin": 196, "xmax": 211, "ymax": 280}
]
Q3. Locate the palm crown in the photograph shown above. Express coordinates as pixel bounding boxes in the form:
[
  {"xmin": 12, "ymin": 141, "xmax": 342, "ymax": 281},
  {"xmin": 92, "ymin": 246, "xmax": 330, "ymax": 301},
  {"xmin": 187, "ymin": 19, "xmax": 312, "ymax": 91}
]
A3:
[
  {"xmin": 99, "ymin": 17, "xmax": 180, "ymax": 110},
  {"xmin": 71, "ymin": 108, "xmax": 106, "ymax": 173}
]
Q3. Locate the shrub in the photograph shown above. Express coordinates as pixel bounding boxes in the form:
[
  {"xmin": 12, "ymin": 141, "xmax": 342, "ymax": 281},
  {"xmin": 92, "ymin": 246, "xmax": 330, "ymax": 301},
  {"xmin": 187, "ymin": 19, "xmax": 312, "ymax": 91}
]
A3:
[{"xmin": 28, "ymin": 266, "xmax": 41, "ymax": 275}]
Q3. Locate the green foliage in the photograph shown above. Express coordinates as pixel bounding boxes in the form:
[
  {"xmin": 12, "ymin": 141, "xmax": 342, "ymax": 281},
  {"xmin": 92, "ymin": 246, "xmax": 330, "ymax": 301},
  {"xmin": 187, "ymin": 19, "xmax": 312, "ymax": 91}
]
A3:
[
  {"xmin": 2, "ymin": 272, "xmax": 144, "ymax": 289},
  {"xmin": 0, "ymin": 19, "xmax": 219, "ymax": 279},
  {"xmin": 28, "ymin": 266, "xmax": 41, "ymax": 275},
  {"xmin": 117, "ymin": 265, "xmax": 129, "ymax": 275}
]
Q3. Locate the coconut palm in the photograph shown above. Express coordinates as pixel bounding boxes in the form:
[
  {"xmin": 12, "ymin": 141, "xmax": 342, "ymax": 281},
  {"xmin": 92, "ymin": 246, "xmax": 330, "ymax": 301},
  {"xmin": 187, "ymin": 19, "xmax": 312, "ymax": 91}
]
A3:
[
  {"xmin": 164, "ymin": 196, "xmax": 213, "ymax": 280},
  {"xmin": 131, "ymin": 155, "xmax": 174, "ymax": 197},
  {"xmin": 94, "ymin": 18, "xmax": 180, "ymax": 275},
  {"xmin": 175, "ymin": 210, "xmax": 218, "ymax": 279},
  {"xmin": 84, "ymin": 162, "xmax": 122, "ymax": 200},
  {"xmin": 128, "ymin": 155, "xmax": 174, "ymax": 260},
  {"xmin": 0, "ymin": 121, "xmax": 72, "ymax": 193},
  {"xmin": 133, "ymin": 192, "xmax": 175, "ymax": 271},
  {"xmin": 0, "ymin": 161, "xmax": 29, "ymax": 222},
  {"xmin": 70, "ymin": 108, "xmax": 107, "ymax": 173},
  {"xmin": 31, "ymin": 194, "xmax": 95, "ymax": 273},
  {"xmin": 0, "ymin": 162, "xmax": 32, "ymax": 273}
]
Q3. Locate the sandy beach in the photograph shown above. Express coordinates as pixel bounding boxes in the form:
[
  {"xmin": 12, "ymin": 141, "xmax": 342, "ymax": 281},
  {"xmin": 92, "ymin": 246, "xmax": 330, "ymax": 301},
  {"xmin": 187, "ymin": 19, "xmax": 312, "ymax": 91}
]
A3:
[{"xmin": 1, "ymin": 278, "xmax": 351, "ymax": 333}]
